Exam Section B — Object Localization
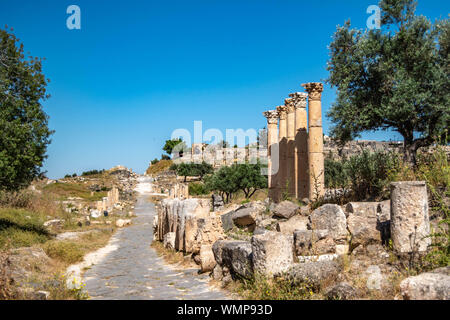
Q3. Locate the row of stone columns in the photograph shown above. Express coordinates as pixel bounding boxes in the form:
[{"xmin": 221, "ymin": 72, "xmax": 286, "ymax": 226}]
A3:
[{"xmin": 263, "ymin": 82, "xmax": 325, "ymax": 202}]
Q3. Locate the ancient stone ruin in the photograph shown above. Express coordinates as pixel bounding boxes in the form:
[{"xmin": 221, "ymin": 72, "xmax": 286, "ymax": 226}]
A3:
[{"xmin": 263, "ymin": 82, "xmax": 325, "ymax": 202}]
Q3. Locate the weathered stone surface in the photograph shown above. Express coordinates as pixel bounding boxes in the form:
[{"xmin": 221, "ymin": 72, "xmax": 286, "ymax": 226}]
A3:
[
  {"xmin": 400, "ymin": 267, "xmax": 450, "ymax": 300},
  {"xmin": 212, "ymin": 264, "xmax": 223, "ymax": 281},
  {"xmin": 297, "ymin": 254, "xmax": 338, "ymax": 263},
  {"xmin": 163, "ymin": 232, "xmax": 176, "ymax": 250},
  {"xmin": 43, "ymin": 219, "xmax": 64, "ymax": 229},
  {"xmin": 346, "ymin": 202, "xmax": 381, "ymax": 246},
  {"xmin": 390, "ymin": 181, "xmax": 431, "ymax": 253},
  {"xmin": 115, "ymin": 219, "xmax": 131, "ymax": 228},
  {"xmin": 212, "ymin": 194, "xmax": 224, "ymax": 212},
  {"xmin": 219, "ymin": 206, "xmax": 239, "ymax": 232},
  {"xmin": 365, "ymin": 265, "xmax": 383, "ymax": 290},
  {"xmin": 251, "ymin": 231, "xmax": 294, "ymax": 276},
  {"xmin": 276, "ymin": 215, "xmax": 308, "ymax": 234},
  {"xmin": 212, "ymin": 240, "xmax": 253, "ymax": 278},
  {"xmin": 309, "ymin": 204, "xmax": 347, "ymax": 242},
  {"xmin": 232, "ymin": 202, "xmax": 265, "ymax": 227},
  {"xmin": 293, "ymin": 229, "xmax": 329, "ymax": 256},
  {"xmin": 325, "ymin": 282, "xmax": 357, "ymax": 300},
  {"xmin": 157, "ymin": 198, "xmax": 211, "ymax": 253},
  {"xmin": 272, "ymin": 201, "xmax": 299, "ymax": 219},
  {"xmin": 199, "ymin": 245, "xmax": 216, "ymax": 273},
  {"xmin": 377, "ymin": 200, "xmax": 391, "ymax": 245},
  {"xmin": 229, "ymin": 242, "xmax": 253, "ymax": 278},
  {"xmin": 192, "ymin": 215, "xmax": 226, "ymax": 254},
  {"xmin": 284, "ymin": 260, "xmax": 341, "ymax": 288}
]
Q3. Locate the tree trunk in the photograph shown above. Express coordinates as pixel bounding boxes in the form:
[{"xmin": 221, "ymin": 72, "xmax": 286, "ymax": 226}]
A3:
[{"xmin": 403, "ymin": 143, "xmax": 417, "ymax": 167}]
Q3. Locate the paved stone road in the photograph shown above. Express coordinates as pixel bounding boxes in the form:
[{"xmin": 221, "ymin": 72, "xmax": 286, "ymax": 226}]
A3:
[{"xmin": 84, "ymin": 179, "xmax": 228, "ymax": 300}]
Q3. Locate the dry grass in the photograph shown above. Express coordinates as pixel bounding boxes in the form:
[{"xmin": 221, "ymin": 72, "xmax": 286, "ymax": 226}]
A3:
[
  {"xmin": 150, "ymin": 240, "xmax": 196, "ymax": 268},
  {"xmin": 146, "ymin": 160, "xmax": 173, "ymax": 176}
]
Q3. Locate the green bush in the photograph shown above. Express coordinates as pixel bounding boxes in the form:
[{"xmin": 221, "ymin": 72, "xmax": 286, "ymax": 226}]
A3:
[
  {"xmin": 43, "ymin": 241, "xmax": 84, "ymax": 264},
  {"xmin": 0, "ymin": 208, "xmax": 50, "ymax": 249},
  {"xmin": 324, "ymin": 150, "xmax": 401, "ymax": 201},
  {"xmin": 188, "ymin": 183, "xmax": 209, "ymax": 196},
  {"xmin": 81, "ymin": 169, "xmax": 105, "ymax": 176}
]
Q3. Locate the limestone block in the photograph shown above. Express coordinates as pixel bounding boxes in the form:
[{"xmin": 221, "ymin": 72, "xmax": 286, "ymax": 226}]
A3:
[
  {"xmin": 346, "ymin": 202, "xmax": 381, "ymax": 246},
  {"xmin": 199, "ymin": 244, "xmax": 216, "ymax": 273},
  {"xmin": 276, "ymin": 215, "xmax": 308, "ymax": 234},
  {"xmin": 211, "ymin": 240, "xmax": 253, "ymax": 278},
  {"xmin": 272, "ymin": 201, "xmax": 299, "ymax": 219},
  {"xmin": 293, "ymin": 229, "xmax": 329, "ymax": 256},
  {"xmin": 232, "ymin": 202, "xmax": 266, "ymax": 227},
  {"xmin": 390, "ymin": 181, "xmax": 430, "ymax": 253},
  {"xmin": 309, "ymin": 204, "xmax": 348, "ymax": 242},
  {"xmin": 400, "ymin": 267, "xmax": 450, "ymax": 300},
  {"xmin": 251, "ymin": 231, "xmax": 294, "ymax": 276}
]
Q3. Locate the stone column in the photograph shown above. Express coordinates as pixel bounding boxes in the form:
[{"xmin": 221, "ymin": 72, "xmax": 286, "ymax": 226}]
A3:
[
  {"xmin": 276, "ymin": 105, "xmax": 288, "ymax": 198},
  {"xmin": 390, "ymin": 181, "xmax": 431, "ymax": 254},
  {"xmin": 285, "ymin": 98, "xmax": 296, "ymax": 197},
  {"xmin": 263, "ymin": 110, "xmax": 280, "ymax": 201},
  {"xmin": 290, "ymin": 92, "xmax": 308, "ymax": 200},
  {"xmin": 302, "ymin": 82, "xmax": 324, "ymax": 200}
]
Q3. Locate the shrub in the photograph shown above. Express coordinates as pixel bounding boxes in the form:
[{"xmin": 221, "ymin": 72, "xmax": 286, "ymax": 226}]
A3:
[
  {"xmin": 188, "ymin": 183, "xmax": 209, "ymax": 196},
  {"xmin": 43, "ymin": 241, "xmax": 84, "ymax": 264},
  {"xmin": 233, "ymin": 273, "xmax": 316, "ymax": 300},
  {"xmin": 81, "ymin": 169, "xmax": 105, "ymax": 176},
  {"xmin": 324, "ymin": 150, "xmax": 402, "ymax": 201},
  {"xmin": 0, "ymin": 208, "xmax": 50, "ymax": 249}
]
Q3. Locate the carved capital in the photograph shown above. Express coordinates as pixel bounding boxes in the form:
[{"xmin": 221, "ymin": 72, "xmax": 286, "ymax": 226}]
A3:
[
  {"xmin": 289, "ymin": 92, "xmax": 308, "ymax": 109},
  {"xmin": 301, "ymin": 82, "xmax": 323, "ymax": 101},
  {"xmin": 276, "ymin": 105, "xmax": 287, "ymax": 120},
  {"xmin": 284, "ymin": 98, "xmax": 295, "ymax": 113},
  {"xmin": 263, "ymin": 110, "xmax": 279, "ymax": 124}
]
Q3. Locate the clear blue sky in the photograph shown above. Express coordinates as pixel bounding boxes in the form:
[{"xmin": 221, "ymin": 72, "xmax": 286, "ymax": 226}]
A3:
[{"xmin": 1, "ymin": 0, "xmax": 448, "ymax": 178}]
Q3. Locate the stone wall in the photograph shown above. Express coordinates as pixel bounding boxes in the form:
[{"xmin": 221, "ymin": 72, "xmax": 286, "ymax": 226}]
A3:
[{"xmin": 155, "ymin": 198, "xmax": 225, "ymax": 254}]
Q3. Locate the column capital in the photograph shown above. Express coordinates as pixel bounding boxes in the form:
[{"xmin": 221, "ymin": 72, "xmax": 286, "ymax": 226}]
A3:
[
  {"xmin": 284, "ymin": 98, "xmax": 295, "ymax": 113},
  {"xmin": 301, "ymin": 82, "xmax": 323, "ymax": 101},
  {"xmin": 289, "ymin": 92, "xmax": 308, "ymax": 109},
  {"xmin": 276, "ymin": 105, "xmax": 287, "ymax": 120},
  {"xmin": 263, "ymin": 110, "xmax": 279, "ymax": 124}
]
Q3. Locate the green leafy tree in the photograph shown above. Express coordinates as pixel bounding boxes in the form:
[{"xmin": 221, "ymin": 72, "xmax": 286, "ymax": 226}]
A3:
[
  {"xmin": 326, "ymin": 0, "xmax": 449, "ymax": 165},
  {"xmin": 205, "ymin": 166, "xmax": 239, "ymax": 203},
  {"xmin": 162, "ymin": 138, "xmax": 187, "ymax": 158},
  {"xmin": 0, "ymin": 27, "xmax": 53, "ymax": 190},
  {"xmin": 175, "ymin": 162, "xmax": 213, "ymax": 182},
  {"xmin": 234, "ymin": 163, "xmax": 268, "ymax": 198}
]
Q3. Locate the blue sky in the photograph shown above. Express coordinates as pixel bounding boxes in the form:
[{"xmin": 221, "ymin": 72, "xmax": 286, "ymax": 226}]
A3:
[{"xmin": 1, "ymin": 0, "xmax": 448, "ymax": 178}]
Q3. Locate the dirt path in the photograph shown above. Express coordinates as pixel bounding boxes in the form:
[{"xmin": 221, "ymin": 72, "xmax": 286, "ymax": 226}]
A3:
[{"xmin": 83, "ymin": 177, "xmax": 228, "ymax": 300}]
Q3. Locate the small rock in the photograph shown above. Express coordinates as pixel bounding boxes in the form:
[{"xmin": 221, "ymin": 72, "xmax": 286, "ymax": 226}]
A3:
[
  {"xmin": 35, "ymin": 290, "xmax": 50, "ymax": 300},
  {"xmin": 115, "ymin": 219, "xmax": 131, "ymax": 228},
  {"xmin": 272, "ymin": 201, "xmax": 299, "ymax": 219},
  {"xmin": 43, "ymin": 219, "xmax": 64, "ymax": 229},
  {"xmin": 325, "ymin": 282, "xmax": 357, "ymax": 300}
]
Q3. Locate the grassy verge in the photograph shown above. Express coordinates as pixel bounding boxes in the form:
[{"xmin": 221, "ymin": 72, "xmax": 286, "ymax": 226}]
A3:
[
  {"xmin": 150, "ymin": 240, "xmax": 195, "ymax": 268},
  {"xmin": 43, "ymin": 182, "xmax": 107, "ymax": 201}
]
